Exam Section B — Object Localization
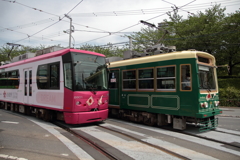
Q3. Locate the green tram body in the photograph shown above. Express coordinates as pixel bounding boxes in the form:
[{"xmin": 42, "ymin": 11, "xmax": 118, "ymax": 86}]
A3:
[{"xmin": 108, "ymin": 50, "xmax": 222, "ymax": 131}]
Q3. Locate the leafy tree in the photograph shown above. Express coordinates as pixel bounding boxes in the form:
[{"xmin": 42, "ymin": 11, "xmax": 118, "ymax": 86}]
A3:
[
  {"xmin": 79, "ymin": 43, "xmax": 129, "ymax": 57},
  {"xmin": 216, "ymin": 10, "xmax": 240, "ymax": 75},
  {"xmin": 0, "ymin": 44, "xmax": 42, "ymax": 64},
  {"xmin": 129, "ymin": 4, "xmax": 240, "ymax": 75},
  {"xmin": 164, "ymin": 4, "xmax": 226, "ymax": 54}
]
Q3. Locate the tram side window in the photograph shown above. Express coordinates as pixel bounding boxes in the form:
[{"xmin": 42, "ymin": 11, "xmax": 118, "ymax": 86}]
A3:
[
  {"xmin": 0, "ymin": 70, "xmax": 19, "ymax": 89},
  {"xmin": 138, "ymin": 68, "xmax": 154, "ymax": 89},
  {"xmin": 122, "ymin": 70, "xmax": 136, "ymax": 90},
  {"xmin": 37, "ymin": 64, "xmax": 48, "ymax": 89},
  {"xmin": 37, "ymin": 62, "xmax": 60, "ymax": 90},
  {"xmin": 157, "ymin": 66, "xmax": 175, "ymax": 91},
  {"xmin": 50, "ymin": 64, "xmax": 60, "ymax": 89},
  {"xmin": 181, "ymin": 65, "xmax": 191, "ymax": 91},
  {"xmin": 109, "ymin": 70, "xmax": 119, "ymax": 89}
]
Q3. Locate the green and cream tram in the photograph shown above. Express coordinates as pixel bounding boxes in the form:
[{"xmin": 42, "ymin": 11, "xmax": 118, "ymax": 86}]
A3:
[{"xmin": 108, "ymin": 49, "xmax": 222, "ymax": 131}]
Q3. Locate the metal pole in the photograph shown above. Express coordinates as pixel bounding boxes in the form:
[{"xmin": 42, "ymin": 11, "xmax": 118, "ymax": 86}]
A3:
[
  {"xmin": 128, "ymin": 36, "xmax": 132, "ymax": 51},
  {"xmin": 69, "ymin": 17, "xmax": 72, "ymax": 48},
  {"xmin": 65, "ymin": 14, "xmax": 72, "ymax": 48}
]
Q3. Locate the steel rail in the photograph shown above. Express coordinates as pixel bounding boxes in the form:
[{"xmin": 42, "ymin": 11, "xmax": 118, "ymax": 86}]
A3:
[
  {"xmin": 98, "ymin": 125, "xmax": 190, "ymax": 160},
  {"xmin": 53, "ymin": 121, "xmax": 118, "ymax": 160}
]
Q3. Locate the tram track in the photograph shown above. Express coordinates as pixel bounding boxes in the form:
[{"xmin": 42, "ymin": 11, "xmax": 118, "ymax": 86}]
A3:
[
  {"xmin": 97, "ymin": 124, "xmax": 190, "ymax": 160},
  {"xmin": 181, "ymin": 131, "xmax": 240, "ymax": 149},
  {"xmin": 108, "ymin": 118, "xmax": 240, "ymax": 151},
  {"xmin": 53, "ymin": 121, "xmax": 119, "ymax": 160},
  {"xmin": 213, "ymin": 128, "xmax": 240, "ymax": 137},
  {"xmin": 154, "ymin": 123, "xmax": 240, "ymax": 150},
  {"xmin": 53, "ymin": 120, "xmax": 191, "ymax": 160}
]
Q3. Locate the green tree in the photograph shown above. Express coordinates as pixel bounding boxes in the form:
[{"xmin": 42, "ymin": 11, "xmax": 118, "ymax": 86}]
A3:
[
  {"xmin": 79, "ymin": 43, "xmax": 128, "ymax": 57},
  {"xmin": 216, "ymin": 10, "xmax": 240, "ymax": 75},
  {"xmin": 129, "ymin": 4, "xmax": 239, "ymax": 75},
  {"xmin": 0, "ymin": 45, "xmax": 42, "ymax": 63},
  {"xmin": 164, "ymin": 4, "xmax": 226, "ymax": 54}
]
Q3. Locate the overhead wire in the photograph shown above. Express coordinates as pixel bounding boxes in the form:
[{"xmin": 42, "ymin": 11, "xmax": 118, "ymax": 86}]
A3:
[
  {"xmin": 76, "ymin": 0, "xmax": 240, "ymax": 46},
  {"xmin": 69, "ymin": 0, "xmax": 239, "ymax": 17},
  {"xmin": 9, "ymin": 0, "xmax": 85, "ymax": 44},
  {"xmin": 1, "ymin": 0, "xmax": 239, "ymax": 33},
  {"xmin": 83, "ymin": 28, "xmax": 240, "ymax": 50},
  {"xmin": 1, "ymin": 0, "xmax": 112, "ymax": 42},
  {"xmin": 1, "ymin": 0, "xmax": 239, "ymax": 46},
  {"xmin": 76, "ymin": 0, "xmax": 197, "ymax": 45}
]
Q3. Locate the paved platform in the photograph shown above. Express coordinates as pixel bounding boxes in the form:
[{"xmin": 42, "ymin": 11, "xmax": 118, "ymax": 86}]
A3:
[
  {"xmin": 0, "ymin": 109, "xmax": 80, "ymax": 160},
  {"xmin": 0, "ymin": 107, "xmax": 239, "ymax": 160}
]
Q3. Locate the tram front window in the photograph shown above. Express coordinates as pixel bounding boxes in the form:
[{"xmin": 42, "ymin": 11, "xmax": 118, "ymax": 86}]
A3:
[
  {"xmin": 72, "ymin": 53, "xmax": 108, "ymax": 91},
  {"xmin": 198, "ymin": 65, "xmax": 216, "ymax": 90}
]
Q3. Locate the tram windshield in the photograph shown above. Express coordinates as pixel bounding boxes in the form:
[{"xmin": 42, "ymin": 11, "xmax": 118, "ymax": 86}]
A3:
[
  {"xmin": 72, "ymin": 53, "xmax": 108, "ymax": 91},
  {"xmin": 198, "ymin": 65, "xmax": 216, "ymax": 90}
]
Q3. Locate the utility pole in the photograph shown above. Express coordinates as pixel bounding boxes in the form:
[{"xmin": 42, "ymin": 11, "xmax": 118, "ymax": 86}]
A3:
[
  {"xmin": 64, "ymin": 14, "xmax": 73, "ymax": 48},
  {"xmin": 128, "ymin": 36, "xmax": 133, "ymax": 51}
]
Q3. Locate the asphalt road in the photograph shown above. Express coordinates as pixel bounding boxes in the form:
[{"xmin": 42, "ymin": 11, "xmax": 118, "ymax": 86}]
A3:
[{"xmin": 218, "ymin": 107, "xmax": 240, "ymax": 131}]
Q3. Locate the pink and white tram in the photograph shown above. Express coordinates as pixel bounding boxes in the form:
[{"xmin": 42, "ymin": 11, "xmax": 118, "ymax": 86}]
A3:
[{"xmin": 0, "ymin": 48, "xmax": 109, "ymax": 124}]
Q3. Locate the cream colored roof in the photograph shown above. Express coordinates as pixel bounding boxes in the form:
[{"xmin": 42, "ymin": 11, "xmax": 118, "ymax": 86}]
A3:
[{"xmin": 109, "ymin": 50, "xmax": 215, "ymax": 68}]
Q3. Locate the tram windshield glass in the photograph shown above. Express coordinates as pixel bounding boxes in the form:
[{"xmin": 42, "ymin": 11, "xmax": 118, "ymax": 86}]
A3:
[
  {"xmin": 198, "ymin": 65, "xmax": 216, "ymax": 90},
  {"xmin": 71, "ymin": 53, "xmax": 108, "ymax": 91}
]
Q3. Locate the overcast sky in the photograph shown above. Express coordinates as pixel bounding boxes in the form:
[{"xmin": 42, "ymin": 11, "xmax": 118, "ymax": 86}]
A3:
[{"xmin": 0, "ymin": 0, "xmax": 239, "ymax": 49}]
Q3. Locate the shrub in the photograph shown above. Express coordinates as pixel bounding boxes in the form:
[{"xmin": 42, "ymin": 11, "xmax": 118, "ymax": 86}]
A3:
[{"xmin": 218, "ymin": 79, "xmax": 240, "ymax": 107}]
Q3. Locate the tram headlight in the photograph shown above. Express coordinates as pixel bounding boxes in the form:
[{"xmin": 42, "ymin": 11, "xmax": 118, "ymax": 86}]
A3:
[
  {"xmin": 200, "ymin": 102, "xmax": 208, "ymax": 108},
  {"xmin": 76, "ymin": 101, "xmax": 81, "ymax": 105},
  {"xmin": 214, "ymin": 101, "xmax": 219, "ymax": 107},
  {"xmin": 204, "ymin": 102, "xmax": 208, "ymax": 108}
]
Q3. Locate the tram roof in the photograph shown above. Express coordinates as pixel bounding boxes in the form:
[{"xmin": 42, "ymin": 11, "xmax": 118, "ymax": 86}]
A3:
[
  {"xmin": 109, "ymin": 50, "xmax": 215, "ymax": 68},
  {"xmin": 0, "ymin": 48, "xmax": 105, "ymax": 69}
]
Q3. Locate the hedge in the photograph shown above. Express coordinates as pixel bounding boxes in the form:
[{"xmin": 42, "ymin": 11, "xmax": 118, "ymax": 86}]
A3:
[{"xmin": 218, "ymin": 78, "xmax": 240, "ymax": 107}]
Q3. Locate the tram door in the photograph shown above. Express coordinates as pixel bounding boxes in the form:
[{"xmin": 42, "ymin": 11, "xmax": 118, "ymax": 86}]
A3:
[
  {"xmin": 23, "ymin": 68, "xmax": 32, "ymax": 104},
  {"xmin": 109, "ymin": 69, "xmax": 120, "ymax": 106}
]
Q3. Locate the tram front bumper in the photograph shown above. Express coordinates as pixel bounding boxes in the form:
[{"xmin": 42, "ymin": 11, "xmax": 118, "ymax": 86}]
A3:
[
  {"xmin": 64, "ymin": 109, "xmax": 108, "ymax": 124},
  {"xmin": 195, "ymin": 109, "xmax": 222, "ymax": 118}
]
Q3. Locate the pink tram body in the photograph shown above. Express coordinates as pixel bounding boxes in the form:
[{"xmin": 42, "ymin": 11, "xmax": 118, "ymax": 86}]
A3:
[{"xmin": 0, "ymin": 48, "xmax": 109, "ymax": 124}]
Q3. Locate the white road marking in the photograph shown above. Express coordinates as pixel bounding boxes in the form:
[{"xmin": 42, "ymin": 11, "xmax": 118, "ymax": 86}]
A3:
[
  {"xmin": 100, "ymin": 123, "xmax": 218, "ymax": 160},
  {"xmin": 1, "ymin": 121, "xmax": 19, "ymax": 124},
  {"xmin": 0, "ymin": 154, "xmax": 28, "ymax": 160},
  {"xmin": 26, "ymin": 117, "xmax": 94, "ymax": 160},
  {"xmin": 78, "ymin": 125, "xmax": 181, "ymax": 160}
]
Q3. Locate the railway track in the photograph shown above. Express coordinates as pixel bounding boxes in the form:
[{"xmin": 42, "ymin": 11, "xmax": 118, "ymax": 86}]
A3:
[
  {"xmin": 105, "ymin": 118, "xmax": 240, "ymax": 159},
  {"xmin": 53, "ymin": 120, "xmax": 190, "ymax": 160},
  {"xmin": 98, "ymin": 124, "xmax": 190, "ymax": 160},
  {"xmin": 53, "ymin": 118, "xmax": 240, "ymax": 160},
  {"xmin": 107, "ymin": 116, "xmax": 240, "ymax": 150},
  {"xmin": 53, "ymin": 121, "xmax": 119, "ymax": 160}
]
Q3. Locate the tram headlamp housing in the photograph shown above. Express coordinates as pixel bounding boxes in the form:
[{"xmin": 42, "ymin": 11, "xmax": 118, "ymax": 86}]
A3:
[
  {"xmin": 214, "ymin": 101, "xmax": 219, "ymax": 107},
  {"xmin": 204, "ymin": 102, "xmax": 208, "ymax": 108},
  {"xmin": 200, "ymin": 102, "xmax": 208, "ymax": 108},
  {"xmin": 76, "ymin": 101, "xmax": 81, "ymax": 105}
]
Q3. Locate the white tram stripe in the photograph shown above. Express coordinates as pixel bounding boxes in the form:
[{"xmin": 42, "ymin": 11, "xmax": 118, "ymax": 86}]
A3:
[
  {"xmin": 27, "ymin": 117, "xmax": 94, "ymax": 160},
  {"xmin": 109, "ymin": 119, "xmax": 240, "ymax": 157},
  {"xmin": 78, "ymin": 125, "xmax": 181, "ymax": 160},
  {"xmin": 100, "ymin": 123, "xmax": 217, "ymax": 160}
]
